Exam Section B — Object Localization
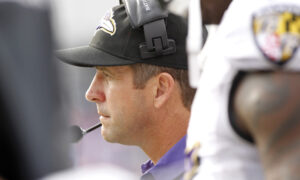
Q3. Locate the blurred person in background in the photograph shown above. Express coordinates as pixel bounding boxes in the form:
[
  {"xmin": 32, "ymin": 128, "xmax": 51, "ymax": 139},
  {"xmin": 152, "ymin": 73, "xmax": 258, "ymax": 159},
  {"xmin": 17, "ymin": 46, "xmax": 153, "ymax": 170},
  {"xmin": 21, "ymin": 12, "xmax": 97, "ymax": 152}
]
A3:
[
  {"xmin": 56, "ymin": 3, "xmax": 196, "ymax": 180},
  {"xmin": 0, "ymin": 0, "xmax": 70, "ymax": 179},
  {"xmin": 181, "ymin": 0, "xmax": 300, "ymax": 179}
]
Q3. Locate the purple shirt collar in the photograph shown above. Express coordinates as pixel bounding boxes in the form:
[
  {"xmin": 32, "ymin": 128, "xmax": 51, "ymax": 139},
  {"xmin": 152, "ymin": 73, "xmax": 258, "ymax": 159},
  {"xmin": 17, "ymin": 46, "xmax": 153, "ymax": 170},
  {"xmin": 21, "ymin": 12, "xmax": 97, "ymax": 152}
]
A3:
[{"xmin": 141, "ymin": 135, "xmax": 186, "ymax": 180}]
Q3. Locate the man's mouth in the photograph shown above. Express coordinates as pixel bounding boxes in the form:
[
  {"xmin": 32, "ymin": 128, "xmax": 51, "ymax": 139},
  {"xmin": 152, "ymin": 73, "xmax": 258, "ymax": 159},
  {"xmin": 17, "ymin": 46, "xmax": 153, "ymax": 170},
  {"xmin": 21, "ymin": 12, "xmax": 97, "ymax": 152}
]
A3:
[{"xmin": 98, "ymin": 111, "xmax": 109, "ymax": 117}]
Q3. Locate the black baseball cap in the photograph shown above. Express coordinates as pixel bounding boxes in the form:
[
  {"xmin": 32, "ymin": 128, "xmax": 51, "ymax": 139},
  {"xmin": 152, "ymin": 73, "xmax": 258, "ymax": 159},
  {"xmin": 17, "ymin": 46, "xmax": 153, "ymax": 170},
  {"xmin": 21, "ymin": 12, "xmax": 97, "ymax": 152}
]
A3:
[{"xmin": 56, "ymin": 4, "xmax": 188, "ymax": 69}]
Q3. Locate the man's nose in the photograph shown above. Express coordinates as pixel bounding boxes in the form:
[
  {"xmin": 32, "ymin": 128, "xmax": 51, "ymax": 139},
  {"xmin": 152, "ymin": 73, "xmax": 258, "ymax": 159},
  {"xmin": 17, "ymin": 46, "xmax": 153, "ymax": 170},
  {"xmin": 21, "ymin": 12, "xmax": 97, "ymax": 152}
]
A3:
[{"xmin": 85, "ymin": 73, "xmax": 106, "ymax": 103}]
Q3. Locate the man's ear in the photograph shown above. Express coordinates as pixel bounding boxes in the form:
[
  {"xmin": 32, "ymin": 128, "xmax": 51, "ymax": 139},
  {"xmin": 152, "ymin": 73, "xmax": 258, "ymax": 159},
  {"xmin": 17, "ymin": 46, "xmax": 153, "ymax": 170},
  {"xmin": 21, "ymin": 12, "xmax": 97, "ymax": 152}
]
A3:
[{"xmin": 153, "ymin": 72, "xmax": 175, "ymax": 108}]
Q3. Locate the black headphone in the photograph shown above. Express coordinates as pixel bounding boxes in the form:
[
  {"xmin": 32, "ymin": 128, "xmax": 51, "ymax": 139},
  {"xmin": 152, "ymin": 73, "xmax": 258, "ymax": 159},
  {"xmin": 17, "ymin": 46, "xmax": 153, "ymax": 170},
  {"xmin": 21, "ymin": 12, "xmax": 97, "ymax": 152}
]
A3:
[{"xmin": 120, "ymin": 0, "xmax": 176, "ymax": 59}]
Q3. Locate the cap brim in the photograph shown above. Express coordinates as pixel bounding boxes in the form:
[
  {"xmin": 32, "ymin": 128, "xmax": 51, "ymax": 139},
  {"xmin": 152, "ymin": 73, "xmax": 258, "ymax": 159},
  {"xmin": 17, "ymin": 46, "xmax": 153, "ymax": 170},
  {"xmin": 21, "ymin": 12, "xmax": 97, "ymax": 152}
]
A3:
[{"xmin": 55, "ymin": 46, "xmax": 136, "ymax": 67}]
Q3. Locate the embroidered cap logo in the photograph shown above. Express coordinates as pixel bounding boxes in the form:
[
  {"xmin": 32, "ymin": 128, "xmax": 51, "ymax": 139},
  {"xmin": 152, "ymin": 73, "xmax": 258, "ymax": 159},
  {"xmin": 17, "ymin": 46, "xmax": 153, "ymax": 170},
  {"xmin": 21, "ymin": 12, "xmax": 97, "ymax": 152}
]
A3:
[{"xmin": 96, "ymin": 9, "xmax": 116, "ymax": 36}]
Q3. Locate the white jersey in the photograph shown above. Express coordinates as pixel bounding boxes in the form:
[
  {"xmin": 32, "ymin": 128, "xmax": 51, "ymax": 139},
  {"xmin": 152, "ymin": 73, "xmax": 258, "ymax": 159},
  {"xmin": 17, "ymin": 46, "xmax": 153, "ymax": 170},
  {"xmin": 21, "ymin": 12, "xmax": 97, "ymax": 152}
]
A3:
[{"xmin": 186, "ymin": 0, "xmax": 300, "ymax": 179}]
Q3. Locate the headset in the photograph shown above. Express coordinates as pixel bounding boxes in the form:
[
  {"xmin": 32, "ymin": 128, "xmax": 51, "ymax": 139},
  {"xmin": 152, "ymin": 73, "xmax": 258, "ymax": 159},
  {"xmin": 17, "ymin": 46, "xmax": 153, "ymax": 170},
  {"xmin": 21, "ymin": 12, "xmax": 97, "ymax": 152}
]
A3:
[
  {"xmin": 120, "ymin": 0, "xmax": 207, "ymax": 88},
  {"xmin": 120, "ymin": 0, "xmax": 176, "ymax": 59}
]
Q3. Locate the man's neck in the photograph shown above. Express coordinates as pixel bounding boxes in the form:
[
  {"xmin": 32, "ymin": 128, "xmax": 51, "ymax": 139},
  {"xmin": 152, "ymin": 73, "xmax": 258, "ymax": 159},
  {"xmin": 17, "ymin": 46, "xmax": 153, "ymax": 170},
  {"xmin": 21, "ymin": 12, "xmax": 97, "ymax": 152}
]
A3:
[{"xmin": 140, "ymin": 106, "xmax": 190, "ymax": 164}]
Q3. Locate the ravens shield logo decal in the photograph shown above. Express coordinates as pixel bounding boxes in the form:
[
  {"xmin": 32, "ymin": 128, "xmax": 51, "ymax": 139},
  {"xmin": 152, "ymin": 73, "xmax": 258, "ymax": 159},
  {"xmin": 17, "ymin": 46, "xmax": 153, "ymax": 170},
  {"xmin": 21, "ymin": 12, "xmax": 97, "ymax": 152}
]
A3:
[{"xmin": 253, "ymin": 6, "xmax": 300, "ymax": 66}]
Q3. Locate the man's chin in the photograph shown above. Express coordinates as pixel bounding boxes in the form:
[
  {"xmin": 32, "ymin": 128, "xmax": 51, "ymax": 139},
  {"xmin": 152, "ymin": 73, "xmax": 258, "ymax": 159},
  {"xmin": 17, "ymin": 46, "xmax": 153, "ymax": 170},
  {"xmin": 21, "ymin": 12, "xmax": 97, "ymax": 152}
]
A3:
[
  {"xmin": 101, "ymin": 130, "xmax": 121, "ymax": 143},
  {"xmin": 102, "ymin": 133, "xmax": 135, "ymax": 145}
]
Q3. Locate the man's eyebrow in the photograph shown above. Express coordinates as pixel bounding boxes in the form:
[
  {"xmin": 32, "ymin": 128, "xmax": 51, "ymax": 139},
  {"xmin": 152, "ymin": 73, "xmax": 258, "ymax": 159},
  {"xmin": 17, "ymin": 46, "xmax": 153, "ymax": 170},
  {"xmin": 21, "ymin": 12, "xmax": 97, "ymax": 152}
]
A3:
[
  {"xmin": 96, "ymin": 67, "xmax": 113, "ymax": 74},
  {"xmin": 96, "ymin": 66, "xmax": 128, "ymax": 75}
]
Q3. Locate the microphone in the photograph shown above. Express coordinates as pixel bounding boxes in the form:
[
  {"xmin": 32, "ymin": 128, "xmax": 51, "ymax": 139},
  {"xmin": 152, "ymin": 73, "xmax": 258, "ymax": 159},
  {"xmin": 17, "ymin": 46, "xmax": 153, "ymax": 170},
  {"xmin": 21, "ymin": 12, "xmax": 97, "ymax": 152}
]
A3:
[{"xmin": 69, "ymin": 123, "xmax": 102, "ymax": 143}]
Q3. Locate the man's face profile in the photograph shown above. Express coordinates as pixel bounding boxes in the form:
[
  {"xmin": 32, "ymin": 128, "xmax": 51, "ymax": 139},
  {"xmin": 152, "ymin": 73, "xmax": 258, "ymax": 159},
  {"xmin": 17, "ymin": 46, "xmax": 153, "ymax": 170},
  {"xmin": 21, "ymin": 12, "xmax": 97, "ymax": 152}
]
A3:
[{"xmin": 85, "ymin": 66, "xmax": 154, "ymax": 145}]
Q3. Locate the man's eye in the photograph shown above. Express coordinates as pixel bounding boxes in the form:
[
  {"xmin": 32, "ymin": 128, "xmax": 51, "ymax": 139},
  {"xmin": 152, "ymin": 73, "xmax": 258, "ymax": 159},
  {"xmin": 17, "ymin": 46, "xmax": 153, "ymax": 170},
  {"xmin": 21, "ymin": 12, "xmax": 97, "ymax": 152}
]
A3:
[{"xmin": 103, "ymin": 72, "xmax": 112, "ymax": 79}]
